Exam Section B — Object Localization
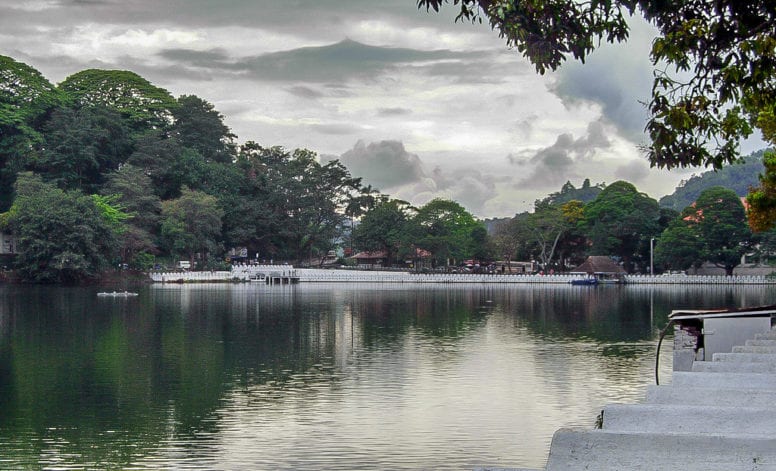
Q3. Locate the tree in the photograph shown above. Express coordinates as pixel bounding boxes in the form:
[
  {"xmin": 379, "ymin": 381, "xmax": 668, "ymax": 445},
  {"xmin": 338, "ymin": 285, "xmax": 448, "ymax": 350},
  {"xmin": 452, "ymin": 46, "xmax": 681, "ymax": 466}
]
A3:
[
  {"xmin": 1, "ymin": 173, "xmax": 118, "ymax": 282},
  {"xmin": 411, "ymin": 198, "xmax": 484, "ymax": 267},
  {"xmin": 172, "ymin": 95, "xmax": 236, "ymax": 164},
  {"xmin": 58, "ymin": 69, "xmax": 177, "ymax": 133},
  {"xmin": 160, "ymin": 187, "xmax": 224, "ymax": 267},
  {"xmin": 581, "ymin": 181, "xmax": 661, "ymax": 271},
  {"xmin": 0, "ymin": 56, "xmax": 65, "ymax": 210},
  {"xmin": 35, "ymin": 105, "xmax": 133, "ymax": 193},
  {"xmin": 102, "ymin": 164, "xmax": 162, "ymax": 266},
  {"xmin": 353, "ymin": 198, "xmax": 413, "ymax": 265},
  {"xmin": 693, "ymin": 186, "xmax": 753, "ymax": 275},
  {"xmin": 654, "ymin": 218, "xmax": 705, "ymax": 273},
  {"xmin": 418, "ymin": 0, "xmax": 775, "ymax": 172}
]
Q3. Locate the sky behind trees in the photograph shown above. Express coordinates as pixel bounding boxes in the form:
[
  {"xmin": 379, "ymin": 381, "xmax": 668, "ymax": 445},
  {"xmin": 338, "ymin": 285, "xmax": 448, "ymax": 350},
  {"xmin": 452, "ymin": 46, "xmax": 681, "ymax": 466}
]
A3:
[{"xmin": 0, "ymin": 0, "xmax": 764, "ymax": 218}]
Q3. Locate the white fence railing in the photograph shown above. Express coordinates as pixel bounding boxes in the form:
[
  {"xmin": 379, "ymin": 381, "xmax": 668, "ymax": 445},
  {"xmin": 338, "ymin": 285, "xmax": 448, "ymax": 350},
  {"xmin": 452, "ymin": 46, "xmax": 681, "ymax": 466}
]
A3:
[{"xmin": 147, "ymin": 267, "xmax": 776, "ymax": 285}]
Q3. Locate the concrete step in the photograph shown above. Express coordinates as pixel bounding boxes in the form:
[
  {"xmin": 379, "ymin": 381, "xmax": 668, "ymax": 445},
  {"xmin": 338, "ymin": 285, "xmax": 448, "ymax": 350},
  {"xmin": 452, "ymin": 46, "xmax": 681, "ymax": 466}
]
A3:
[
  {"xmin": 544, "ymin": 428, "xmax": 776, "ymax": 470},
  {"xmin": 601, "ymin": 403, "xmax": 776, "ymax": 435},
  {"xmin": 746, "ymin": 339, "xmax": 776, "ymax": 346},
  {"xmin": 754, "ymin": 331, "xmax": 776, "ymax": 340},
  {"xmin": 733, "ymin": 345, "xmax": 776, "ymax": 353},
  {"xmin": 692, "ymin": 360, "xmax": 776, "ymax": 373},
  {"xmin": 672, "ymin": 371, "xmax": 776, "ymax": 389},
  {"xmin": 712, "ymin": 352, "xmax": 776, "ymax": 363},
  {"xmin": 646, "ymin": 384, "xmax": 776, "ymax": 408}
]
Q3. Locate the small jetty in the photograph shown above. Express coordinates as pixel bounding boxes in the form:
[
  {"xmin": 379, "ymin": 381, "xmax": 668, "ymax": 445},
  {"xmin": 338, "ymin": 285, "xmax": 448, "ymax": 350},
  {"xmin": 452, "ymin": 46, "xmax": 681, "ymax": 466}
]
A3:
[
  {"xmin": 97, "ymin": 291, "xmax": 138, "ymax": 297},
  {"xmin": 478, "ymin": 306, "xmax": 776, "ymax": 470}
]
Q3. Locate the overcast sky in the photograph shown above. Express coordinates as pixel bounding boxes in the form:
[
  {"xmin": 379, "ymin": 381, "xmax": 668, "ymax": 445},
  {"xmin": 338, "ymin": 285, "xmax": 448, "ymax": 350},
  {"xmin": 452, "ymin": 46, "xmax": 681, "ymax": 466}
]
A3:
[{"xmin": 1, "ymin": 0, "xmax": 761, "ymax": 218}]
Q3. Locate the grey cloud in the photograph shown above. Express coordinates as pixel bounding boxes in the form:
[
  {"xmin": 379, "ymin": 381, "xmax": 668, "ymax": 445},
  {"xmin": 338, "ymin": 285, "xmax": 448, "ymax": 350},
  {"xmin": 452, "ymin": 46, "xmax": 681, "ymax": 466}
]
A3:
[
  {"xmin": 336, "ymin": 140, "xmax": 498, "ymax": 215},
  {"xmin": 307, "ymin": 123, "xmax": 362, "ymax": 135},
  {"xmin": 550, "ymin": 18, "xmax": 656, "ymax": 143},
  {"xmin": 338, "ymin": 140, "xmax": 427, "ymax": 190},
  {"xmin": 286, "ymin": 86, "xmax": 325, "ymax": 99},
  {"xmin": 516, "ymin": 121, "xmax": 613, "ymax": 189},
  {"xmin": 614, "ymin": 159, "xmax": 650, "ymax": 182},
  {"xmin": 156, "ymin": 39, "xmax": 468, "ymax": 84},
  {"xmin": 377, "ymin": 107, "xmax": 412, "ymax": 117}
]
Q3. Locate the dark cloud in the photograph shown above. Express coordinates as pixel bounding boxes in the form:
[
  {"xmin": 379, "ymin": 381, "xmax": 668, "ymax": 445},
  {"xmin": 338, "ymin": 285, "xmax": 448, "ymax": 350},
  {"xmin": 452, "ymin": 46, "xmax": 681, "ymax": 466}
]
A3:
[
  {"xmin": 155, "ymin": 39, "xmax": 469, "ymax": 84},
  {"xmin": 286, "ymin": 86, "xmax": 325, "ymax": 99},
  {"xmin": 514, "ymin": 121, "xmax": 613, "ymax": 189},
  {"xmin": 377, "ymin": 107, "xmax": 412, "ymax": 117},
  {"xmin": 338, "ymin": 140, "xmax": 427, "ymax": 190},
  {"xmin": 550, "ymin": 19, "xmax": 656, "ymax": 143},
  {"xmin": 334, "ymin": 140, "xmax": 497, "ymax": 215}
]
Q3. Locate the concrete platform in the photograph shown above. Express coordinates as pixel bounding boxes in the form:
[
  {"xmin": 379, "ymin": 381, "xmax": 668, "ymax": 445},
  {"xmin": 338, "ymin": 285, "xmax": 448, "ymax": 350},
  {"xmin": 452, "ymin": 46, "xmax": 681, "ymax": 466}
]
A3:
[
  {"xmin": 544, "ymin": 429, "xmax": 776, "ymax": 470},
  {"xmin": 733, "ymin": 345, "xmax": 776, "ymax": 353},
  {"xmin": 601, "ymin": 403, "xmax": 776, "ymax": 435},
  {"xmin": 646, "ymin": 384, "xmax": 776, "ymax": 407},
  {"xmin": 672, "ymin": 371, "xmax": 776, "ymax": 388},
  {"xmin": 691, "ymin": 360, "xmax": 776, "ymax": 373},
  {"xmin": 712, "ymin": 352, "xmax": 776, "ymax": 362}
]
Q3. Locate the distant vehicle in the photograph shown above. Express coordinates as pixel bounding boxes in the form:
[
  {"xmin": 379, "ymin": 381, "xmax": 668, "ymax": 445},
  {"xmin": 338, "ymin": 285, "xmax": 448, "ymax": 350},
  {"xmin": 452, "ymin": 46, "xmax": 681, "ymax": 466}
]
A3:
[{"xmin": 178, "ymin": 261, "xmax": 191, "ymax": 270}]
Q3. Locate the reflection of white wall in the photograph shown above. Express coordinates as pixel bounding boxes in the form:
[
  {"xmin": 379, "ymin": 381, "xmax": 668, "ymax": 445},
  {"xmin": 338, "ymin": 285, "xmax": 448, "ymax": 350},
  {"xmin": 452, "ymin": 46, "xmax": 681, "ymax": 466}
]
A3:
[{"xmin": 0, "ymin": 232, "xmax": 14, "ymax": 254}]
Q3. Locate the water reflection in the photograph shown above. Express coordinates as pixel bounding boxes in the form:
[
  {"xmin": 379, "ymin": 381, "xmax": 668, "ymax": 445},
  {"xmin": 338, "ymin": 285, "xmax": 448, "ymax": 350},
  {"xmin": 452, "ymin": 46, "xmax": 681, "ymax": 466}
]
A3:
[{"xmin": 0, "ymin": 283, "xmax": 774, "ymax": 469}]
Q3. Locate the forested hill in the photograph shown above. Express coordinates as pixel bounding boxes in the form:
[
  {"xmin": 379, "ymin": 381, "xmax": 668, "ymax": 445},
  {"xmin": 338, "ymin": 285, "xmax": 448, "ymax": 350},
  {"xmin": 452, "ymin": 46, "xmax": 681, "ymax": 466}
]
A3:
[{"xmin": 659, "ymin": 149, "xmax": 767, "ymax": 211}]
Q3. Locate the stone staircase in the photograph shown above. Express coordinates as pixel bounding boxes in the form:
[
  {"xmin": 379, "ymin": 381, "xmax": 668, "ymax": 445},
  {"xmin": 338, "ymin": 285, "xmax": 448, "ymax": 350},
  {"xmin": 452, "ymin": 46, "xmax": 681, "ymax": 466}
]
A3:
[{"xmin": 478, "ymin": 325, "xmax": 776, "ymax": 470}]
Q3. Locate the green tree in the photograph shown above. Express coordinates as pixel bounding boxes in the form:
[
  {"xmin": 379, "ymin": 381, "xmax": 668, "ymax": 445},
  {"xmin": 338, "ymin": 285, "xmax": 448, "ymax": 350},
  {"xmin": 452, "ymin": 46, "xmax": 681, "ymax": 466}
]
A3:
[
  {"xmin": 654, "ymin": 218, "xmax": 705, "ymax": 272},
  {"xmin": 58, "ymin": 69, "xmax": 177, "ymax": 133},
  {"xmin": 172, "ymin": 95, "xmax": 236, "ymax": 164},
  {"xmin": 581, "ymin": 181, "xmax": 661, "ymax": 271},
  {"xmin": 353, "ymin": 198, "xmax": 413, "ymax": 266},
  {"xmin": 0, "ymin": 56, "xmax": 65, "ymax": 210},
  {"xmin": 1, "ymin": 173, "xmax": 118, "ymax": 282},
  {"xmin": 35, "ymin": 105, "xmax": 133, "ymax": 192},
  {"xmin": 160, "ymin": 187, "xmax": 224, "ymax": 267},
  {"xmin": 102, "ymin": 164, "xmax": 162, "ymax": 266},
  {"xmin": 418, "ymin": 0, "xmax": 774, "ymax": 170},
  {"xmin": 411, "ymin": 198, "xmax": 484, "ymax": 267},
  {"xmin": 694, "ymin": 186, "xmax": 753, "ymax": 275}
]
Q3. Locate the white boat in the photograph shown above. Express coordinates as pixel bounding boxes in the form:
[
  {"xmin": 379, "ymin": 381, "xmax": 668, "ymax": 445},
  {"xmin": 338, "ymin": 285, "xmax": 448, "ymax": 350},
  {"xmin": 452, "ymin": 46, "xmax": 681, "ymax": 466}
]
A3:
[{"xmin": 97, "ymin": 291, "xmax": 139, "ymax": 297}]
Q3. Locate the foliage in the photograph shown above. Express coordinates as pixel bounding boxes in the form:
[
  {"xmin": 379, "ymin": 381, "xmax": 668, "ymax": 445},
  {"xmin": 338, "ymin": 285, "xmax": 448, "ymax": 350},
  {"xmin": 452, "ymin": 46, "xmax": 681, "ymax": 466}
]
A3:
[
  {"xmin": 538, "ymin": 179, "xmax": 604, "ymax": 206},
  {"xmin": 160, "ymin": 187, "xmax": 224, "ymax": 264},
  {"xmin": 172, "ymin": 95, "xmax": 236, "ymax": 164},
  {"xmin": 660, "ymin": 150, "xmax": 765, "ymax": 211},
  {"xmin": 58, "ymin": 69, "xmax": 177, "ymax": 132},
  {"xmin": 410, "ymin": 198, "xmax": 484, "ymax": 266},
  {"xmin": 3, "ymin": 173, "xmax": 116, "ymax": 282},
  {"xmin": 657, "ymin": 186, "xmax": 753, "ymax": 275},
  {"xmin": 582, "ymin": 180, "xmax": 661, "ymax": 271},
  {"xmin": 417, "ymin": 0, "xmax": 776, "ymax": 170},
  {"xmin": 353, "ymin": 198, "xmax": 414, "ymax": 265},
  {"xmin": 747, "ymin": 150, "xmax": 776, "ymax": 232},
  {"xmin": 35, "ymin": 105, "xmax": 134, "ymax": 192},
  {"xmin": 0, "ymin": 56, "xmax": 66, "ymax": 210}
]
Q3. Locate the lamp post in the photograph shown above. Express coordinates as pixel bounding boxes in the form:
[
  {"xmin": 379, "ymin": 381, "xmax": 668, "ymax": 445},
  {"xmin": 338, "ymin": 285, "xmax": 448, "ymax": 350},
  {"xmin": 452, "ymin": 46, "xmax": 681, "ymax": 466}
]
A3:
[{"xmin": 650, "ymin": 237, "xmax": 655, "ymax": 275}]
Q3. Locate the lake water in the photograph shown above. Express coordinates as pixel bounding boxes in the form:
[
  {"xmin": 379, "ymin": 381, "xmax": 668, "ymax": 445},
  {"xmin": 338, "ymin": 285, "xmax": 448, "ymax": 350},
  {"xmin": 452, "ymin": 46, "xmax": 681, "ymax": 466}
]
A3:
[{"xmin": 1, "ymin": 282, "xmax": 775, "ymax": 470}]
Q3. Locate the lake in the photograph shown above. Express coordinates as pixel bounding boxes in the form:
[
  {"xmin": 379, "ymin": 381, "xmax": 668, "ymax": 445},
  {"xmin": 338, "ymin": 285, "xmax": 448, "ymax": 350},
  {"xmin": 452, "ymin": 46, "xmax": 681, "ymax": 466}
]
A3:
[{"xmin": 1, "ymin": 282, "xmax": 774, "ymax": 470}]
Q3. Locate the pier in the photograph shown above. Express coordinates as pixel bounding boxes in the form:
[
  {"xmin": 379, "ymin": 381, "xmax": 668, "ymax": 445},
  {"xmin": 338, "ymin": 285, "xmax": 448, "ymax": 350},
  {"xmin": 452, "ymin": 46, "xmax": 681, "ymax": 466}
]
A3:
[{"xmin": 478, "ymin": 306, "xmax": 776, "ymax": 471}]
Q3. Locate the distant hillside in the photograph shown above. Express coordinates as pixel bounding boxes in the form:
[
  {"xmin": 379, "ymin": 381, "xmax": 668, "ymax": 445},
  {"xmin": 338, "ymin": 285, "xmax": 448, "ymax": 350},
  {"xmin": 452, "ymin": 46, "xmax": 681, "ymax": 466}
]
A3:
[{"xmin": 659, "ymin": 149, "xmax": 768, "ymax": 211}]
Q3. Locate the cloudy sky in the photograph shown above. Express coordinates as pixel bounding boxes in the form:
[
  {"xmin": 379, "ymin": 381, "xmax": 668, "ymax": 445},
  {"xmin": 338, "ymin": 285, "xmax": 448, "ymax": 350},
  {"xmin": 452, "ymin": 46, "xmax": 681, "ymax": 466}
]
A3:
[{"xmin": 1, "ymin": 0, "xmax": 761, "ymax": 218}]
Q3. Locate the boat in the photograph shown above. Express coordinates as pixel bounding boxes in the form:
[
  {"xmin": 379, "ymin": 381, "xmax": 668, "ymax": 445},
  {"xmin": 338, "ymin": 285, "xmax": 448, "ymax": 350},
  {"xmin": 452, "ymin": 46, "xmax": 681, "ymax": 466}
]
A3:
[
  {"xmin": 570, "ymin": 278, "xmax": 598, "ymax": 286},
  {"xmin": 97, "ymin": 291, "xmax": 139, "ymax": 297}
]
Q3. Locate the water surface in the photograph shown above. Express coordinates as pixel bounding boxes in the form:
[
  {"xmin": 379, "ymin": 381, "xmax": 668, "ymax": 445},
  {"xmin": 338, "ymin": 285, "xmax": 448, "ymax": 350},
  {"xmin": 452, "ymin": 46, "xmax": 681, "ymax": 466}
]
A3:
[{"xmin": 1, "ymin": 282, "xmax": 773, "ymax": 470}]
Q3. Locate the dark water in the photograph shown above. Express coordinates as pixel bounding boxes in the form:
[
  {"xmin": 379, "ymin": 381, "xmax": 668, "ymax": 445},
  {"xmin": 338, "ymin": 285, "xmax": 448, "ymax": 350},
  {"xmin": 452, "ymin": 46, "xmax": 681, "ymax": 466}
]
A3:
[{"xmin": 1, "ymin": 282, "xmax": 774, "ymax": 470}]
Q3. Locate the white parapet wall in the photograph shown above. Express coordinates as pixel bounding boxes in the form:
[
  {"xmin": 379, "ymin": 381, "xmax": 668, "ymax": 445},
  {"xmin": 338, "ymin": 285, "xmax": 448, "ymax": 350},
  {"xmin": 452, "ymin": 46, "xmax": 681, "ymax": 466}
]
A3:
[{"xmin": 148, "ymin": 266, "xmax": 776, "ymax": 284}]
